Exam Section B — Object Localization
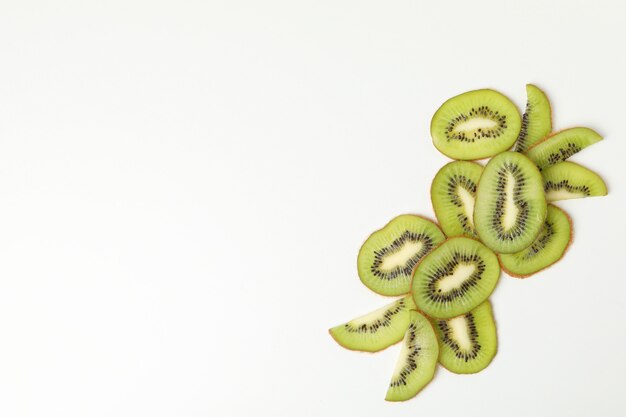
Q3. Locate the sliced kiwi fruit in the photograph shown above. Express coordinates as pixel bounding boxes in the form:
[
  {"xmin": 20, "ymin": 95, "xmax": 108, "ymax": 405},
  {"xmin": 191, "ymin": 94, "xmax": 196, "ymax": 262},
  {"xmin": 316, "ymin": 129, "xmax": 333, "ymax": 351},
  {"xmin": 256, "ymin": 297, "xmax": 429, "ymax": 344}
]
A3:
[
  {"xmin": 542, "ymin": 161, "xmax": 608, "ymax": 202},
  {"xmin": 358, "ymin": 215, "xmax": 445, "ymax": 296},
  {"xmin": 431, "ymin": 300, "xmax": 497, "ymax": 374},
  {"xmin": 525, "ymin": 127, "xmax": 602, "ymax": 169},
  {"xmin": 431, "ymin": 161, "xmax": 484, "ymax": 238},
  {"xmin": 430, "ymin": 89, "xmax": 522, "ymax": 160},
  {"xmin": 474, "ymin": 151, "xmax": 547, "ymax": 254},
  {"xmin": 514, "ymin": 84, "xmax": 552, "ymax": 153},
  {"xmin": 411, "ymin": 237, "xmax": 500, "ymax": 319},
  {"xmin": 329, "ymin": 296, "xmax": 416, "ymax": 352},
  {"xmin": 498, "ymin": 205, "xmax": 572, "ymax": 277},
  {"xmin": 385, "ymin": 310, "xmax": 438, "ymax": 401}
]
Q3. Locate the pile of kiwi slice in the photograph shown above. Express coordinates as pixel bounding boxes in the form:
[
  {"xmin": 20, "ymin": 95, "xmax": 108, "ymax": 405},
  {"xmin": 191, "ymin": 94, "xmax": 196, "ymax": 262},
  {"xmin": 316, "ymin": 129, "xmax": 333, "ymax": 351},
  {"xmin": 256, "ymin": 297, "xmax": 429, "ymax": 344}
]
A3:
[{"xmin": 329, "ymin": 85, "xmax": 608, "ymax": 401}]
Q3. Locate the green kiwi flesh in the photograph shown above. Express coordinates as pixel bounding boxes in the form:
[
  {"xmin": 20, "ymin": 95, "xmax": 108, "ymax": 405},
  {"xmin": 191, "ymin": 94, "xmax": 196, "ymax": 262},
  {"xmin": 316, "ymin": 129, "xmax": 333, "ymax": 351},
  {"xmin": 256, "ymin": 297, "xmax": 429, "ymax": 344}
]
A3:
[
  {"xmin": 430, "ymin": 89, "xmax": 522, "ymax": 160},
  {"xmin": 411, "ymin": 237, "xmax": 500, "ymax": 319},
  {"xmin": 525, "ymin": 127, "xmax": 602, "ymax": 169},
  {"xmin": 474, "ymin": 152, "xmax": 547, "ymax": 254},
  {"xmin": 431, "ymin": 300, "xmax": 497, "ymax": 374},
  {"xmin": 542, "ymin": 161, "xmax": 608, "ymax": 202},
  {"xmin": 514, "ymin": 84, "xmax": 552, "ymax": 153},
  {"xmin": 499, "ymin": 205, "xmax": 572, "ymax": 277},
  {"xmin": 385, "ymin": 310, "xmax": 438, "ymax": 401},
  {"xmin": 431, "ymin": 161, "xmax": 483, "ymax": 238},
  {"xmin": 329, "ymin": 296, "xmax": 416, "ymax": 352},
  {"xmin": 358, "ymin": 215, "xmax": 445, "ymax": 296}
]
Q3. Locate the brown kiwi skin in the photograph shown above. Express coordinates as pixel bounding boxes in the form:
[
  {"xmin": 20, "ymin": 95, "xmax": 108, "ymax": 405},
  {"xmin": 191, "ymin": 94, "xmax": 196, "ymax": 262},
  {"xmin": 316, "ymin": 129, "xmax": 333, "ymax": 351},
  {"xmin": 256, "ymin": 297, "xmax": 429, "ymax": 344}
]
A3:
[
  {"xmin": 434, "ymin": 302, "xmax": 499, "ymax": 375},
  {"xmin": 497, "ymin": 205, "xmax": 574, "ymax": 279},
  {"xmin": 429, "ymin": 160, "xmax": 485, "ymax": 238},
  {"xmin": 357, "ymin": 214, "xmax": 445, "ymax": 297},
  {"xmin": 384, "ymin": 314, "xmax": 440, "ymax": 402}
]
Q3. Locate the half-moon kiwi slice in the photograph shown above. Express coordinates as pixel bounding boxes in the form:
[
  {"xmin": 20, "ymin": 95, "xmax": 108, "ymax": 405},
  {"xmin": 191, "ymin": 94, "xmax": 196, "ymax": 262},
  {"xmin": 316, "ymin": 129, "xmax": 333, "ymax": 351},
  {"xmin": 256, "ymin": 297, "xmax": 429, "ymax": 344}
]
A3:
[
  {"xmin": 431, "ymin": 161, "xmax": 483, "ymax": 238},
  {"xmin": 499, "ymin": 205, "xmax": 572, "ymax": 277},
  {"xmin": 411, "ymin": 237, "xmax": 500, "ymax": 319},
  {"xmin": 474, "ymin": 151, "xmax": 547, "ymax": 254},
  {"xmin": 329, "ymin": 296, "xmax": 416, "ymax": 352},
  {"xmin": 431, "ymin": 300, "xmax": 497, "ymax": 374},
  {"xmin": 525, "ymin": 127, "xmax": 602, "ymax": 169},
  {"xmin": 514, "ymin": 84, "xmax": 552, "ymax": 153},
  {"xmin": 542, "ymin": 161, "xmax": 608, "ymax": 202},
  {"xmin": 358, "ymin": 215, "xmax": 445, "ymax": 296},
  {"xmin": 430, "ymin": 89, "xmax": 522, "ymax": 160},
  {"xmin": 385, "ymin": 310, "xmax": 438, "ymax": 402}
]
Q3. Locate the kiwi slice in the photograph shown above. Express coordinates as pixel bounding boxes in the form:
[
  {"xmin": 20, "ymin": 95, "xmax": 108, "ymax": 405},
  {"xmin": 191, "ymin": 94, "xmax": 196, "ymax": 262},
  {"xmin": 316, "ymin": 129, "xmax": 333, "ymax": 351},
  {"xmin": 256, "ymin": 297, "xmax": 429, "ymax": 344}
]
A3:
[
  {"xmin": 514, "ymin": 84, "xmax": 552, "ymax": 153},
  {"xmin": 411, "ymin": 237, "xmax": 500, "ymax": 319},
  {"xmin": 329, "ymin": 296, "xmax": 416, "ymax": 352},
  {"xmin": 430, "ymin": 89, "xmax": 522, "ymax": 160},
  {"xmin": 431, "ymin": 161, "xmax": 484, "ymax": 238},
  {"xmin": 542, "ymin": 161, "xmax": 608, "ymax": 202},
  {"xmin": 498, "ymin": 205, "xmax": 572, "ymax": 277},
  {"xmin": 474, "ymin": 151, "xmax": 547, "ymax": 254},
  {"xmin": 358, "ymin": 215, "xmax": 445, "ymax": 296},
  {"xmin": 525, "ymin": 127, "xmax": 602, "ymax": 169},
  {"xmin": 431, "ymin": 300, "xmax": 497, "ymax": 374},
  {"xmin": 385, "ymin": 310, "xmax": 438, "ymax": 401}
]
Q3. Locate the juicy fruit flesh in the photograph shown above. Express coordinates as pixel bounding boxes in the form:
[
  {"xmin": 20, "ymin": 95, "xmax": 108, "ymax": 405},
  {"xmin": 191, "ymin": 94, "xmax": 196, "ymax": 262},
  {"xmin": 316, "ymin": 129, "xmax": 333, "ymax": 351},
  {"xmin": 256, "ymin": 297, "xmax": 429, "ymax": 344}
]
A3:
[
  {"xmin": 458, "ymin": 187, "xmax": 476, "ymax": 228},
  {"xmin": 542, "ymin": 161, "xmax": 608, "ymax": 202},
  {"xmin": 433, "ymin": 300, "xmax": 497, "ymax": 374},
  {"xmin": 431, "ymin": 161, "xmax": 483, "ymax": 238},
  {"xmin": 436, "ymin": 263, "xmax": 476, "ymax": 292},
  {"xmin": 447, "ymin": 316, "xmax": 473, "ymax": 351},
  {"xmin": 525, "ymin": 127, "xmax": 602, "ymax": 169},
  {"xmin": 412, "ymin": 237, "xmax": 500, "ymax": 319},
  {"xmin": 547, "ymin": 189, "xmax": 586, "ymax": 200},
  {"xmin": 379, "ymin": 241, "xmax": 423, "ymax": 271},
  {"xmin": 329, "ymin": 296, "xmax": 415, "ymax": 352},
  {"xmin": 501, "ymin": 171, "xmax": 520, "ymax": 231},
  {"xmin": 358, "ymin": 215, "xmax": 445, "ymax": 296},
  {"xmin": 499, "ymin": 205, "xmax": 572, "ymax": 277},
  {"xmin": 514, "ymin": 84, "xmax": 552, "ymax": 153},
  {"xmin": 452, "ymin": 116, "xmax": 499, "ymax": 136},
  {"xmin": 385, "ymin": 311, "xmax": 439, "ymax": 402},
  {"xmin": 474, "ymin": 152, "xmax": 547, "ymax": 254},
  {"xmin": 431, "ymin": 89, "xmax": 522, "ymax": 160}
]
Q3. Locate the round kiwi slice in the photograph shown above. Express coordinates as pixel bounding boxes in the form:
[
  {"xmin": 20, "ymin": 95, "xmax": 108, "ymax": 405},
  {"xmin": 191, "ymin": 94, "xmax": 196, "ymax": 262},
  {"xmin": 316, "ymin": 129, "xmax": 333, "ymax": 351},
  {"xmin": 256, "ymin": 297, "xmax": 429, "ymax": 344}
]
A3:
[
  {"xmin": 431, "ymin": 300, "xmax": 497, "ymax": 374},
  {"xmin": 328, "ymin": 296, "xmax": 416, "ymax": 352},
  {"xmin": 542, "ymin": 161, "xmax": 608, "ymax": 202},
  {"xmin": 430, "ymin": 89, "xmax": 522, "ymax": 160},
  {"xmin": 358, "ymin": 215, "xmax": 445, "ymax": 296},
  {"xmin": 525, "ymin": 127, "xmax": 602, "ymax": 169},
  {"xmin": 411, "ymin": 237, "xmax": 500, "ymax": 319},
  {"xmin": 514, "ymin": 84, "xmax": 552, "ymax": 153},
  {"xmin": 474, "ymin": 151, "xmax": 547, "ymax": 254},
  {"xmin": 498, "ymin": 205, "xmax": 572, "ymax": 277},
  {"xmin": 385, "ymin": 310, "xmax": 438, "ymax": 402},
  {"xmin": 431, "ymin": 161, "xmax": 484, "ymax": 238}
]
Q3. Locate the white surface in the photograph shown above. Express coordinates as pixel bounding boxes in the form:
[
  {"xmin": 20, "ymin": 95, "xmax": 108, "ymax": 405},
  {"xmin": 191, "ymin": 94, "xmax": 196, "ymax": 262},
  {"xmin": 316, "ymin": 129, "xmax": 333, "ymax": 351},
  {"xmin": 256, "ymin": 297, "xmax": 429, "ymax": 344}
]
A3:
[{"xmin": 0, "ymin": 1, "xmax": 625, "ymax": 416}]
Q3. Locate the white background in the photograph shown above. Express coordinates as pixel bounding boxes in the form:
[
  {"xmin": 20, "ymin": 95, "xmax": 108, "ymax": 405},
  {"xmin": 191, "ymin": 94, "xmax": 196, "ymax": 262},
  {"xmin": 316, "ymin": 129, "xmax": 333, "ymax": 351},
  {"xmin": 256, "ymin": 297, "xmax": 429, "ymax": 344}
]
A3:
[{"xmin": 0, "ymin": 1, "xmax": 625, "ymax": 416}]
